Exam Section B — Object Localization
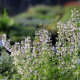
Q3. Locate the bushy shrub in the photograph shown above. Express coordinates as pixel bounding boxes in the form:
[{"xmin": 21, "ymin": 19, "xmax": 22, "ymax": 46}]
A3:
[
  {"xmin": 0, "ymin": 10, "xmax": 41, "ymax": 44},
  {"xmin": 1, "ymin": 9, "xmax": 80, "ymax": 80},
  {"xmin": 2, "ymin": 30, "xmax": 56, "ymax": 80},
  {"xmin": 56, "ymin": 9, "xmax": 80, "ymax": 80},
  {"xmin": 0, "ymin": 9, "xmax": 14, "ymax": 33}
]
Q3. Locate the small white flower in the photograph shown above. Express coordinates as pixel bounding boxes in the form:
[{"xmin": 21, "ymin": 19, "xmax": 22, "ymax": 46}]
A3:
[{"xmin": 62, "ymin": 62, "xmax": 65, "ymax": 64}]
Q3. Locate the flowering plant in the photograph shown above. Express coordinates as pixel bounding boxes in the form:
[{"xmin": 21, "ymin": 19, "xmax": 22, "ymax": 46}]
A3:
[{"xmin": 1, "ymin": 9, "xmax": 80, "ymax": 80}]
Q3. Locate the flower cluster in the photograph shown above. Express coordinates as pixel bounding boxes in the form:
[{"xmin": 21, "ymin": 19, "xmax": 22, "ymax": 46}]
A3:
[
  {"xmin": 2, "ymin": 29, "xmax": 54, "ymax": 80},
  {"xmin": 56, "ymin": 8, "xmax": 80, "ymax": 79}
]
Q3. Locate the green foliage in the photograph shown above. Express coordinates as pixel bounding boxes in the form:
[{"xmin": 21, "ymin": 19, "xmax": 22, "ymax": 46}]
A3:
[
  {"xmin": 14, "ymin": 5, "xmax": 80, "ymax": 36},
  {"xmin": 0, "ymin": 9, "xmax": 14, "ymax": 33},
  {"xmin": 1, "ymin": 6, "xmax": 80, "ymax": 44},
  {"xmin": 0, "ymin": 9, "xmax": 42, "ymax": 43},
  {"xmin": 0, "ymin": 7, "xmax": 80, "ymax": 80},
  {"xmin": 0, "ymin": 48, "xmax": 19, "ymax": 80},
  {"xmin": 14, "ymin": 5, "xmax": 64, "ymax": 34}
]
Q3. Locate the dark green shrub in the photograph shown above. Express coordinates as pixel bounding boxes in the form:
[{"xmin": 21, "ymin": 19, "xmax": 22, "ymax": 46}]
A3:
[{"xmin": 0, "ymin": 9, "xmax": 14, "ymax": 33}]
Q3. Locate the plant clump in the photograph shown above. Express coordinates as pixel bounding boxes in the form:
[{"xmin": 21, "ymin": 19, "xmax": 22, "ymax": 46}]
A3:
[{"xmin": 1, "ymin": 9, "xmax": 80, "ymax": 80}]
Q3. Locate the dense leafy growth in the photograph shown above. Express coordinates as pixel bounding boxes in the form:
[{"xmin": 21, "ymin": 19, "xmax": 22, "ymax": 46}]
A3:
[{"xmin": 0, "ymin": 8, "xmax": 80, "ymax": 80}]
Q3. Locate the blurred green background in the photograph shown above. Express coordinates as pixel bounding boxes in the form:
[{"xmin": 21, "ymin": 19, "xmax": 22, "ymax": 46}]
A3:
[{"xmin": 0, "ymin": 0, "xmax": 80, "ymax": 44}]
